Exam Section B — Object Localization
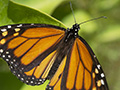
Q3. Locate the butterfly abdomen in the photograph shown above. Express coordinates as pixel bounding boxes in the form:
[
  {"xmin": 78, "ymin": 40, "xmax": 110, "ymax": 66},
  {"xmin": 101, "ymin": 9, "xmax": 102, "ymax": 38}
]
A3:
[{"xmin": 47, "ymin": 36, "xmax": 74, "ymax": 79}]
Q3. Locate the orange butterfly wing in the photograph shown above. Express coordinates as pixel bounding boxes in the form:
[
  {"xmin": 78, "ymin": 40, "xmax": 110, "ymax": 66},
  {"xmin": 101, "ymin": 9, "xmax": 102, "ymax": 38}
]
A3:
[
  {"xmin": 0, "ymin": 23, "xmax": 108, "ymax": 90},
  {"xmin": 47, "ymin": 37, "xmax": 109, "ymax": 90},
  {"xmin": 0, "ymin": 24, "xmax": 65, "ymax": 85}
]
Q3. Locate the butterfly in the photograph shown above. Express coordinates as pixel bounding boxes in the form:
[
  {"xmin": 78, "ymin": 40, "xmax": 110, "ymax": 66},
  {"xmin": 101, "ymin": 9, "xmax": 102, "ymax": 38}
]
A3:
[{"xmin": 0, "ymin": 22, "xmax": 109, "ymax": 90}]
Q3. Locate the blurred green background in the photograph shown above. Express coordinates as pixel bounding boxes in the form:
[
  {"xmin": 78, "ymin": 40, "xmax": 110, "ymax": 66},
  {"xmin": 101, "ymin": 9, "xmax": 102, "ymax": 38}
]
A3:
[{"xmin": 0, "ymin": 0, "xmax": 120, "ymax": 90}]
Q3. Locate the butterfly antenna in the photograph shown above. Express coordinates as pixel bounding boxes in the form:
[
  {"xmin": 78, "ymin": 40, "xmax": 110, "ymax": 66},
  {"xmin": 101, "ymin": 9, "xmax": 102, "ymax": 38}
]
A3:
[
  {"xmin": 70, "ymin": 2, "xmax": 77, "ymax": 24},
  {"xmin": 79, "ymin": 16, "xmax": 107, "ymax": 25}
]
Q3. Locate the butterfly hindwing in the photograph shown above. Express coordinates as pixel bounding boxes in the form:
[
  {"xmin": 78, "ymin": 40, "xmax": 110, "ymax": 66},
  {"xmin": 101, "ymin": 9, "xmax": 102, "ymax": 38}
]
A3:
[{"xmin": 0, "ymin": 24, "xmax": 65, "ymax": 85}]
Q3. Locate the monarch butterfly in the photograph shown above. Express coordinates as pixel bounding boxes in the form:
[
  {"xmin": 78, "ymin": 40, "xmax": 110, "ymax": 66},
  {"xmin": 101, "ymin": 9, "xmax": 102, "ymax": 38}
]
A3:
[{"xmin": 0, "ymin": 6, "xmax": 108, "ymax": 90}]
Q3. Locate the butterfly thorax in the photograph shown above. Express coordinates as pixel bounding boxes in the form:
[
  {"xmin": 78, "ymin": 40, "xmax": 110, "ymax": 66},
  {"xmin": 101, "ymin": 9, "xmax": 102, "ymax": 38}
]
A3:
[
  {"xmin": 48, "ymin": 24, "xmax": 80, "ymax": 79},
  {"xmin": 64, "ymin": 23, "xmax": 80, "ymax": 42}
]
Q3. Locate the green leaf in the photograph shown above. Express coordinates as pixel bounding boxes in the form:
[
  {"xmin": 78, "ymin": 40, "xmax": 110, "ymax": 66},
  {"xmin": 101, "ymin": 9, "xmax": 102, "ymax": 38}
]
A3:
[
  {"xmin": 0, "ymin": 72, "xmax": 23, "ymax": 90},
  {"xmin": 0, "ymin": 0, "xmax": 12, "ymax": 26},
  {"xmin": 11, "ymin": 0, "xmax": 64, "ymax": 14},
  {"xmin": 20, "ymin": 80, "xmax": 49, "ymax": 90},
  {"xmin": 0, "ymin": 0, "xmax": 66, "ymax": 28}
]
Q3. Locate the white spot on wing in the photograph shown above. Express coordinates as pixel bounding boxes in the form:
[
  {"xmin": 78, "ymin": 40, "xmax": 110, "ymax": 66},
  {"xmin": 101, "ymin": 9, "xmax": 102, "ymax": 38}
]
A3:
[
  {"xmin": 75, "ymin": 29, "xmax": 77, "ymax": 31},
  {"xmin": 97, "ymin": 64, "xmax": 101, "ymax": 69},
  {"xmin": 0, "ymin": 49, "xmax": 3, "ymax": 53},
  {"xmin": 31, "ymin": 23, "xmax": 34, "ymax": 25},
  {"xmin": 8, "ymin": 25, "xmax": 11, "ymax": 28},
  {"xmin": 10, "ymin": 61, "xmax": 13, "ymax": 64},
  {"xmin": 94, "ymin": 55, "xmax": 96, "ymax": 58},
  {"xmin": 8, "ymin": 55, "xmax": 11, "ymax": 58},
  {"xmin": 17, "ymin": 24, "xmax": 22, "ymax": 27},
  {"xmin": 31, "ymin": 81, "xmax": 33, "ymax": 83},
  {"xmin": 13, "ymin": 59, "xmax": 16, "ymax": 62},
  {"xmin": 39, "ymin": 79, "xmax": 42, "ymax": 81},
  {"xmin": 101, "ymin": 79, "xmax": 105, "ymax": 85},
  {"xmin": 6, "ymin": 51, "xmax": 9, "ymax": 54},
  {"xmin": 18, "ymin": 74, "xmax": 20, "ymax": 77},
  {"xmin": 2, "ymin": 55, "xmax": 5, "ymax": 58},
  {"xmin": 6, "ymin": 59, "xmax": 9, "ymax": 61},
  {"xmin": 1, "ymin": 29, "xmax": 7, "ymax": 32},
  {"xmin": 101, "ymin": 73, "xmax": 105, "ymax": 78},
  {"xmin": 21, "ymin": 78, "xmax": 24, "ymax": 81},
  {"xmin": 10, "ymin": 66, "xmax": 13, "ymax": 69},
  {"xmin": 32, "ymin": 77, "xmax": 35, "ymax": 80},
  {"xmin": 75, "ymin": 33, "xmax": 77, "ymax": 35},
  {"xmin": 38, "ymin": 82, "xmax": 41, "ymax": 85}
]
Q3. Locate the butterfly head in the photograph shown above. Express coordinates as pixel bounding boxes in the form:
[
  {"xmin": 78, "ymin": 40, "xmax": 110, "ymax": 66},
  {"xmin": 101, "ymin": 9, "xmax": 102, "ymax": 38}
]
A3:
[
  {"xmin": 70, "ymin": 23, "xmax": 80, "ymax": 37},
  {"xmin": 72, "ymin": 23, "xmax": 80, "ymax": 31},
  {"xmin": 65, "ymin": 23, "xmax": 80, "ymax": 42}
]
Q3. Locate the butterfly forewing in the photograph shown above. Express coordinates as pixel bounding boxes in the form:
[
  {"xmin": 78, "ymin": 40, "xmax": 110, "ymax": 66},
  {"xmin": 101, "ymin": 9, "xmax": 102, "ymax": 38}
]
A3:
[
  {"xmin": 46, "ymin": 37, "xmax": 108, "ymax": 90},
  {"xmin": 0, "ymin": 24, "xmax": 65, "ymax": 85},
  {"xmin": 78, "ymin": 36, "xmax": 109, "ymax": 90}
]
